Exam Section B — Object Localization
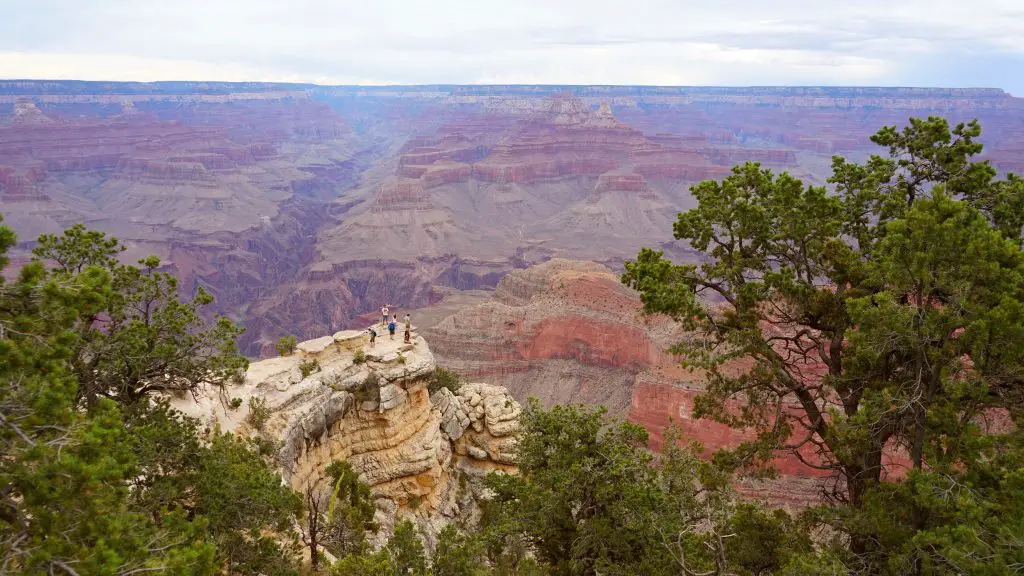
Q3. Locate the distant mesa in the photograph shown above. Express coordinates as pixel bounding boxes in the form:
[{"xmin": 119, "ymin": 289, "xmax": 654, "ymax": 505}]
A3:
[{"xmin": 11, "ymin": 98, "xmax": 54, "ymax": 125}]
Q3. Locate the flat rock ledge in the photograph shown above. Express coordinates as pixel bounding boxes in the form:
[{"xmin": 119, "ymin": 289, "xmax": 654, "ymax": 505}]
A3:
[{"xmin": 170, "ymin": 326, "xmax": 521, "ymax": 545}]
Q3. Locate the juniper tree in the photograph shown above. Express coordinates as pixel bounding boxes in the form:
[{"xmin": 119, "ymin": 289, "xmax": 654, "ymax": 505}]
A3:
[
  {"xmin": 33, "ymin": 226, "xmax": 248, "ymax": 405},
  {"xmin": 623, "ymin": 117, "xmax": 1024, "ymax": 571}
]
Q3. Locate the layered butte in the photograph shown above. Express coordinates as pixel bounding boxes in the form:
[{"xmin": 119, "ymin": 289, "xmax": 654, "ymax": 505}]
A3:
[
  {"xmin": 424, "ymin": 259, "xmax": 840, "ymax": 506},
  {"xmin": 4, "ymin": 82, "xmax": 1023, "ymax": 355}
]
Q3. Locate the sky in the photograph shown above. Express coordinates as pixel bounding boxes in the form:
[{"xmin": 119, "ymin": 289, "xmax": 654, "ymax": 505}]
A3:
[{"xmin": 2, "ymin": 0, "xmax": 1023, "ymax": 94}]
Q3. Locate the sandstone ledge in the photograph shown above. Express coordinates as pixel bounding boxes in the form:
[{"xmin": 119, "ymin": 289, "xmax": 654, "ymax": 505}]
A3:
[{"xmin": 171, "ymin": 327, "xmax": 521, "ymax": 540}]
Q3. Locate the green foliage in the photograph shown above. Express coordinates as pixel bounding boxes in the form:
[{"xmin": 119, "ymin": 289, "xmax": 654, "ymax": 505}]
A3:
[
  {"xmin": 388, "ymin": 519, "xmax": 428, "ymax": 575},
  {"xmin": 0, "ymin": 218, "xmax": 305, "ymax": 573},
  {"xmin": 230, "ymin": 396, "xmax": 243, "ymax": 409},
  {"xmin": 332, "ymin": 550, "xmax": 391, "ymax": 576},
  {"xmin": 429, "ymin": 366, "xmax": 462, "ymax": 395},
  {"xmin": 125, "ymin": 401, "xmax": 302, "ymax": 573},
  {"xmin": 321, "ymin": 460, "xmax": 378, "ymax": 557},
  {"xmin": 354, "ymin": 348, "xmax": 367, "ymax": 364},
  {"xmin": 277, "ymin": 334, "xmax": 298, "ymax": 356},
  {"xmin": 0, "ymin": 216, "xmax": 217, "ymax": 573},
  {"xmin": 398, "ymin": 353, "xmax": 407, "ymax": 364},
  {"xmin": 32, "ymin": 225, "xmax": 248, "ymax": 406},
  {"xmin": 482, "ymin": 400, "xmax": 801, "ymax": 576},
  {"xmin": 327, "ymin": 519, "xmax": 428, "ymax": 576},
  {"xmin": 247, "ymin": 396, "xmax": 271, "ymax": 430},
  {"xmin": 623, "ymin": 116, "xmax": 1024, "ymax": 568},
  {"xmin": 300, "ymin": 358, "xmax": 321, "ymax": 378},
  {"xmin": 432, "ymin": 524, "xmax": 489, "ymax": 576}
]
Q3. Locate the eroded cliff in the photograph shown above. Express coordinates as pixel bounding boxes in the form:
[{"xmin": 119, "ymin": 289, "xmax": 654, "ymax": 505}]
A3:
[
  {"xmin": 423, "ymin": 259, "xmax": 831, "ymax": 507},
  {"xmin": 171, "ymin": 326, "xmax": 520, "ymax": 543}
]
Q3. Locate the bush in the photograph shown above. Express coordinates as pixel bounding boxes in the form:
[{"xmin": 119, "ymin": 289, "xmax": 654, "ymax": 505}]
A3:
[
  {"xmin": 428, "ymin": 367, "xmax": 461, "ymax": 395},
  {"xmin": 249, "ymin": 435, "xmax": 279, "ymax": 458},
  {"xmin": 432, "ymin": 524, "xmax": 487, "ymax": 576},
  {"xmin": 229, "ymin": 397, "xmax": 243, "ymax": 410},
  {"xmin": 299, "ymin": 358, "xmax": 320, "ymax": 379},
  {"xmin": 354, "ymin": 372, "xmax": 380, "ymax": 404},
  {"xmin": 275, "ymin": 335, "xmax": 297, "ymax": 356},
  {"xmin": 353, "ymin": 349, "xmax": 366, "ymax": 364},
  {"xmin": 397, "ymin": 353, "xmax": 407, "ymax": 365},
  {"xmin": 247, "ymin": 396, "xmax": 271, "ymax": 430}
]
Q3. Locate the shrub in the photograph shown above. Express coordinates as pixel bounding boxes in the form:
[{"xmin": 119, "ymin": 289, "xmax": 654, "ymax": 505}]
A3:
[
  {"xmin": 397, "ymin": 353, "xmax": 406, "ymax": 365},
  {"xmin": 247, "ymin": 396, "xmax": 271, "ymax": 430},
  {"xmin": 354, "ymin": 372, "xmax": 380, "ymax": 404},
  {"xmin": 250, "ymin": 435, "xmax": 279, "ymax": 458},
  {"xmin": 353, "ymin": 349, "xmax": 366, "ymax": 364},
  {"xmin": 299, "ymin": 358, "xmax": 320, "ymax": 379},
  {"xmin": 428, "ymin": 367, "xmax": 461, "ymax": 395},
  {"xmin": 275, "ymin": 335, "xmax": 297, "ymax": 356},
  {"xmin": 229, "ymin": 397, "xmax": 243, "ymax": 410}
]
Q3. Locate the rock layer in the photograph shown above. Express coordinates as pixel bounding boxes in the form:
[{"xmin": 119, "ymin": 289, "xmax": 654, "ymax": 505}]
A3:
[
  {"xmin": 424, "ymin": 259, "xmax": 836, "ymax": 507},
  {"xmin": 5, "ymin": 82, "xmax": 1024, "ymax": 357},
  {"xmin": 171, "ymin": 327, "xmax": 521, "ymax": 540}
]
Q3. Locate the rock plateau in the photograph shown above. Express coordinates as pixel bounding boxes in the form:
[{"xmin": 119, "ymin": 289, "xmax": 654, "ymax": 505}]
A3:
[{"xmin": 171, "ymin": 326, "xmax": 521, "ymax": 544}]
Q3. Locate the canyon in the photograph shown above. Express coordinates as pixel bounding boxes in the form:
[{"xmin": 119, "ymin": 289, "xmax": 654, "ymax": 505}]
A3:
[
  {"xmin": 5, "ymin": 81, "xmax": 1021, "ymax": 514},
  {"xmin": 4, "ymin": 82, "xmax": 1024, "ymax": 356},
  {"xmin": 424, "ymin": 259, "xmax": 828, "ymax": 506}
]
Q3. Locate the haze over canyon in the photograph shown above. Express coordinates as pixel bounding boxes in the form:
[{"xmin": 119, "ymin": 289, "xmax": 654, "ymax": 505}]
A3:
[{"xmin": 4, "ymin": 81, "xmax": 1023, "ymax": 359}]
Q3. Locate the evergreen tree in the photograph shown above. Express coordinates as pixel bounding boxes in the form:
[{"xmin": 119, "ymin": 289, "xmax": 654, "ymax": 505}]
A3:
[
  {"xmin": 387, "ymin": 519, "xmax": 428, "ymax": 576},
  {"xmin": 0, "ymin": 215, "xmax": 216, "ymax": 573},
  {"xmin": 2, "ymin": 217, "xmax": 302, "ymax": 573},
  {"xmin": 432, "ymin": 525, "xmax": 488, "ymax": 576},
  {"xmin": 32, "ymin": 225, "xmax": 247, "ymax": 405},
  {"xmin": 483, "ymin": 401, "xmax": 801, "ymax": 575},
  {"xmin": 623, "ymin": 116, "xmax": 1024, "ymax": 571}
]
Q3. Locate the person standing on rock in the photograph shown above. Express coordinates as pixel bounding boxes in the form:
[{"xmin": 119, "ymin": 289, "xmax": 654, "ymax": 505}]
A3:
[
  {"xmin": 388, "ymin": 317, "xmax": 397, "ymax": 340},
  {"xmin": 368, "ymin": 326, "xmax": 377, "ymax": 347},
  {"xmin": 381, "ymin": 304, "xmax": 390, "ymax": 327},
  {"xmin": 404, "ymin": 314, "xmax": 412, "ymax": 344}
]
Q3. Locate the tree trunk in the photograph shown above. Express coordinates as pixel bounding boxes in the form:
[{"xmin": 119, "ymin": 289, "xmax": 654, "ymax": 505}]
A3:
[{"xmin": 847, "ymin": 444, "xmax": 884, "ymax": 555}]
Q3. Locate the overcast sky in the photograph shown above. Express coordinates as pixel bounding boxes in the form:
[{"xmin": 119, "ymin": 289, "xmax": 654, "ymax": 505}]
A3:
[{"xmin": 2, "ymin": 0, "xmax": 1023, "ymax": 93}]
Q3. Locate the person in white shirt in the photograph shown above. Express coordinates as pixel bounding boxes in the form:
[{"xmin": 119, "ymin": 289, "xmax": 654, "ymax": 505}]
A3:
[{"xmin": 381, "ymin": 305, "xmax": 390, "ymax": 327}]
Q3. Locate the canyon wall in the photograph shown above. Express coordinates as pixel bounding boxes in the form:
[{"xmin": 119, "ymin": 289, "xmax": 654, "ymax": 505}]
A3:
[
  {"xmin": 4, "ymin": 82, "xmax": 1023, "ymax": 357},
  {"xmin": 424, "ymin": 259, "xmax": 834, "ymax": 507}
]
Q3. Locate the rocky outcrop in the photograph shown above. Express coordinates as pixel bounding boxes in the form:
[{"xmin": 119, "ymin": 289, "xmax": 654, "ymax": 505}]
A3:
[
  {"xmin": 425, "ymin": 259, "xmax": 685, "ymax": 416},
  {"xmin": 423, "ymin": 259, "xmax": 842, "ymax": 508},
  {"xmin": 10, "ymin": 98, "xmax": 54, "ymax": 125},
  {"xmin": 172, "ymin": 328, "xmax": 521, "ymax": 543}
]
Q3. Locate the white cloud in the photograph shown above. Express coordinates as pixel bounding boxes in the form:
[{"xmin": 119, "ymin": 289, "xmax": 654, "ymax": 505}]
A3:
[{"xmin": 0, "ymin": 0, "xmax": 1021, "ymax": 89}]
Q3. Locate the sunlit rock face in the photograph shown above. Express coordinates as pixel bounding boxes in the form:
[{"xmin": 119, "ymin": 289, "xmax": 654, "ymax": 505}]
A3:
[{"xmin": 171, "ymin": 327, "xmax": 520, "ymax": 544}]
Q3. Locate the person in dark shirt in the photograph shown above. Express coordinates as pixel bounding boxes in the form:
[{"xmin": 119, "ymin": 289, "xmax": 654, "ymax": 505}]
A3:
[
  {"xmin": 368, "ymin": 327, "xmax": 377, "ymax": 347},
  {"xmin": 388, "ymin": 319, "xmax": 396, "ymax": 340}
]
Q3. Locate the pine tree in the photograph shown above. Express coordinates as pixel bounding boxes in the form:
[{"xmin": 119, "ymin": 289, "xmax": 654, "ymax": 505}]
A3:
[
  {"xmin": 0, "ymin": 215, "xmax": 216, "ymax": 573},
  {"xmin": 623, "ymin": 116, "xmax": 1024, "ymax": 571}
]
